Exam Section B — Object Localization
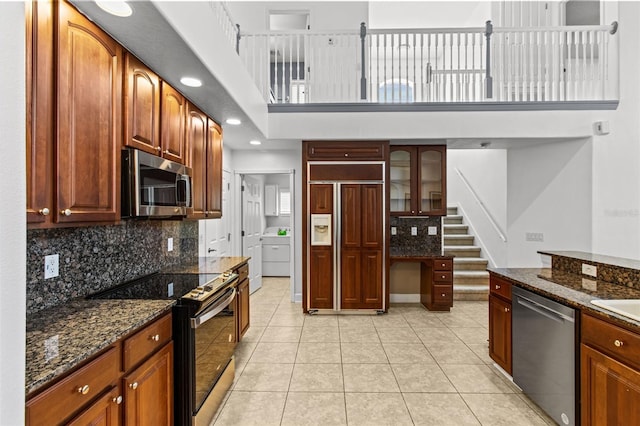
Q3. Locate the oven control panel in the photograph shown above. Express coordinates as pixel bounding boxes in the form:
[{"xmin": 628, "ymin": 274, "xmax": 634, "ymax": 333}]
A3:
[{"xmin": 183, "ymin": 271, "xmax": 238, "ymax": 302}]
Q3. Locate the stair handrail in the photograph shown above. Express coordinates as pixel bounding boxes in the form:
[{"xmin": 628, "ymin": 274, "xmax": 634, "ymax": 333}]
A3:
[{"xmin": 454, "ymin": 167, "xmax": 507, "ymax": 242}]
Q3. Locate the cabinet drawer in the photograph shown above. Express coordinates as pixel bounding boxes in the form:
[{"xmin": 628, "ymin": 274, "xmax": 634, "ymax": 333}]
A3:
[
  {"xmin": 582, "ymin": 313, "xmax": 640, "ymax": 371},
  {"xmin": 433, "ymin": 271, "xmax": 452, "ymax": 282},
  {"xmin": 433, "ymin": 285, "xmax": 453, "ymax": 304},
  {"xmin": 433, "ymin": 259, "xmax": 453, "ymax": 271},
  {"xmin": 306, "ymin": 142, "xmax": 386, "ymax": 160},
  {"xmin": 123, "ymin": 313, "xmax": 172, "ymax": 371},
  {"xmin": 26, "ymin": 346, "xmax": 120, "ymax": 425},
  {"xmin": 489, "ymin": 275, "xmax": 512, "ymax": 301},
  {"xmin": 234, "ymin": 262, "xmax": 249, "ymax": 283},
  {"xmin": 262, "ymin": 244, "xmax": 290, "ymax": 262}
]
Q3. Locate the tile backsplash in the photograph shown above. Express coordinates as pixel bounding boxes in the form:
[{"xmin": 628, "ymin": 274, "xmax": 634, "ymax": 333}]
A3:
[
  {"xmin": 27, "ymin": 220, "xmax": 198, "ymax": 315},
  {"xmin": 390, "ymin": 216, "xmax": 442, "ymax": 256}
]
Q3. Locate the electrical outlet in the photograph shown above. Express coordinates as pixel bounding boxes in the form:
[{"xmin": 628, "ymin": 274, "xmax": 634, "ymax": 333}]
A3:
[
  {"xmin": 582, "ymin": 263, "xmax": 597, "ymax": 277},
  {"xmin": 167, "ymin": 282, "xmax": 174, "ymax": 297},
  {"xmin": 526, "ymin": 232, "xmax": 544, "ymax": 242},
  {"xmin": 167, "ymin": 237, "xmax": 174, "ymax": 252},
  {"xmin": 44, "ymin": 335, "xmax": 59, "ymax": 362},
  {"xmin": 411, "ymin": 226, "xmax": 418, "ymax": 236},
  {"xmin": 428, "ymin": 226, "xmax": 438, "ymax": 235},
  {"xmin": 44, "ymin": 254, "xmax": 59, "ymax": 279},
  {"xmin": 391, "ymin": 226, "xmax": 397, "ymax": 236}
]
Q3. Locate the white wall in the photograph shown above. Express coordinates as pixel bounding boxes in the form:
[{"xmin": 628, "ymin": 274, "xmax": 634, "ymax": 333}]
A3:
[
  {"xmin": 0, "ymin": 2, "xmax": 26, "ymax": 424},
  {"xmin": 265, "ymin": 174, "xmax": 292, "ymax": 229},
  {"xmin": 447, "ymin": 149, "xmax": 508, "ymax": 266},
  {"xmin": 369, "ymin": 1, "xmax": 492, "ymax": 29},
  {"xmin": 507, "ymin": 138, "xmax": 593, "ymax": 266},
  {"xmin": 233, "ymin": 147, "xmax": 303, "ymax": 301}
]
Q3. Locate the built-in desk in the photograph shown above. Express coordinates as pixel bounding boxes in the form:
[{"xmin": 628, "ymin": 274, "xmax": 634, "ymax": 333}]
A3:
[{"xmin": 391, "ymin": 255, "xmax": 454, "ymax": 311}]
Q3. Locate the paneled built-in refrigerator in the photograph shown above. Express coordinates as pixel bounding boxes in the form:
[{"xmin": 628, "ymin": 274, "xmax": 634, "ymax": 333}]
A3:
[{"xmin": 306, "ymin": 161, "xmax": 386, "ymax": 312}]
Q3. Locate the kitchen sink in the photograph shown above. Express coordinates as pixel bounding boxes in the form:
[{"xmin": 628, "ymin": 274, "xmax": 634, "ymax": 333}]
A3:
[{"xmin": 591, "ymin": 299, "xmax": 640, "ymax": 322}]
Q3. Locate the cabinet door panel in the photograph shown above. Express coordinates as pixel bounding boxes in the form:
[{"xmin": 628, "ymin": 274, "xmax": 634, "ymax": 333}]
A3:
[
  {"xmin": 310, "ymin": 184, "xmax": 333, "ymax": 214},
  {"xmin": 124, "ymin": 54, "xmax": 160, "ymax": 155},
  {"xmin": 341, "ymin": 184, "xmax": 361, "ymax": 248},
  {"xmin": 581, "ymin": 344, "xmax": 640, "ymax": 426},
  {"xmin": 340, "ymin": 249, "xmax": 361, "ymax": 309},
  {"xmin": 309, "ymin": 247, "xmax": 333, "ymax": 309},
  {"xmin": 361, "ymin": 184, "xmax": 383, "ymax": 248},
  {"xmin": 26, "ymin": 0, "xmax": 54, "ymax": 225},
  {"xmin": 123, "ymin": 342, "xmax": 173, "ymax": 426},
  {"xmin": 160, "ymin": 83, "xmax": 185, "ymax": 164},
  {"xmin": 207, "ymin": 119, "xmax": 223, "ymax": 217},
  {"xmin": 57, "ymin": 1, "xmax": 121, "ymax": 223},
  {"xmin": 489, "ymin": 295, "xmax": 512, "ymax": 374},
  {"xmin": 361, "ymin": 250, "xmax": 382, "ymax": 308},
  {"xmin": 186, "ymin": 104, "xmax": 207, "ymax": 219},
  {"xmin": 67, "ymin": 386, "xmax": 121, "ymax": 426},
  {"xmin": 238, "ymin": 279, "xmax": 250, "ymax": 337},
  {"xmin": 389, "ymin": 148, "xmax": 414, "ymax": 215},
  {"xmin": 418, "ymin": 146, "xmax": 446, "ymax": 216}
]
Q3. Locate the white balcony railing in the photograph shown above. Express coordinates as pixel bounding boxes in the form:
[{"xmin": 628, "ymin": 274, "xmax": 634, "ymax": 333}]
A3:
[{"xmin": 237, "ymin": 21, "xmax": 618, "ymax": 105}]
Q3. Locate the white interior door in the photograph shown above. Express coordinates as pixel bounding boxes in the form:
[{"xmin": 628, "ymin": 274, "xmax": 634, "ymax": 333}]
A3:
[
  {"xmin": 203, "ymin": 170, "xmax": 232, "ymax": 257},
  {"xmin": 242, "ymin": 176, "xmax": 263, "ymax": 293}
]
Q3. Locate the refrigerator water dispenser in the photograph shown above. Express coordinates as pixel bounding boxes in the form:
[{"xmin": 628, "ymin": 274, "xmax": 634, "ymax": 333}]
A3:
[{"xmin": 311, "ymin": 214, "xmax": 331, "ymax": 246}]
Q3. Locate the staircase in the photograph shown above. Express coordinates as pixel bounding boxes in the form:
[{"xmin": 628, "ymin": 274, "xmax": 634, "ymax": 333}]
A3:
[{"xmin": 443, "ymin": 206, "xmax": 490, "ymax": 300}]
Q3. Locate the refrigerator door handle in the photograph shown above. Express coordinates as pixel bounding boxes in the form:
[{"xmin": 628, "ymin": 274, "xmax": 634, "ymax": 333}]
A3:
[{"xmin": 334, "ymin": 182, "xmax": 341, "ymax": 312}]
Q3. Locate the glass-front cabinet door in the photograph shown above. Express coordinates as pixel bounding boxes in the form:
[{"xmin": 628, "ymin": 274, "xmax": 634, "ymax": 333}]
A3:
[
  {"xmin": 418, "ymin": 146, "xmax": 446, "ymax": 216},
  {"xmin": 389, "ymin": 148, "xmax": 414, "ymax": 215},
  {"xmin": 389, "ymin": 145, "xmax": 446, "ymax": 216}
]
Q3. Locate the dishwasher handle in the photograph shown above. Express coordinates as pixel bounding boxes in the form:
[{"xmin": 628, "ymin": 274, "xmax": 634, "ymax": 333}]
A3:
[{"xmin": 516, "ymin": 295, "xmax": 575, "ymax": 323}]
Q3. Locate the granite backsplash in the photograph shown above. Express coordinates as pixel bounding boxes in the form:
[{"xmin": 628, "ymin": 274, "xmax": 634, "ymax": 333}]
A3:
[
  {"xmin": 390, "ymin": 216, "xmax": 442, "ymax": 256},
  {"xmin": 27, "ymin": 219, "xmax": 198, "ymax": 315}
]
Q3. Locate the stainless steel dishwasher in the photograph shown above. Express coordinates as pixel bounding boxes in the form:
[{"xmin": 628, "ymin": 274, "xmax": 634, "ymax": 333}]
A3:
[{"xmin": 512, "ymin": 286, "xmax": 577, "ymax": 426}]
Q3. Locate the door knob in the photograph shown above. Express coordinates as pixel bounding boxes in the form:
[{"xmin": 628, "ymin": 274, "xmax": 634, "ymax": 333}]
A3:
[{"xmin": 208, "ymin": 248, "xmax": 217, "ymax": 253}]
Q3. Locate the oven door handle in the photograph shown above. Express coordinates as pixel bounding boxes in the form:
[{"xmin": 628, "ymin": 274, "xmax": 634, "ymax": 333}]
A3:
[{"xmin": 190, "ymin": 287, "xmax": 237, "ymax": 329}]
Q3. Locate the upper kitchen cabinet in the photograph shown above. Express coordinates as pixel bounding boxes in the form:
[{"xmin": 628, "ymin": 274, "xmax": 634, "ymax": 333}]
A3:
[
  {"xmin": 305, "ymin": 141, "xmax": 387, "ymax": 161},
  {"xmin": 160, "ymin": 82, "xmax": 187, "ymax": 164},
  {"xmin": 389, "ymin": 145, "xmax": 447, "ymax": 216},
  {"xmin": 27, "ymin": 0, "xmax": 122, "ymax": 227},
  {"xmin": 124, "ymin": 53, "xmax": 161, "ymax": 155},
  {"xmin": 186, "ymin": 102, "xmax": 222, "ymax": 219}
]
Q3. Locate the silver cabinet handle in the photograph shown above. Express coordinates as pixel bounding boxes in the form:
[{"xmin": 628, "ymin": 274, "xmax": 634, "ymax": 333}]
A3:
[
  {"xmin": 129, "ymin": 382, "xmax": 138, "ymax": 390},
  {"xmin": 39, "ymin": 208, "xmax": 50, "ymax": 216},
  {"xmin": 61, "ymin": 209, "xmax": 71, "ymax": 216},
  {"xmin": 112, "ymin": 395, "xmax": 122, "ymax": 404},
  {"xmin": 77, "ymin": 385, "xmax": 90, "ymax": 395}
]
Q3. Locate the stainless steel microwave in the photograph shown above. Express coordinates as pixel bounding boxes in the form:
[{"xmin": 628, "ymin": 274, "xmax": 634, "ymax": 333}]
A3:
[{"xmin": 122, "ymin": 148, "xmax": 192, "ymax": 218}]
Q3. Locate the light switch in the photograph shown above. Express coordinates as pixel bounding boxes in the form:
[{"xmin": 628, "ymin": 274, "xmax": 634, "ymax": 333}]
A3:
[
  {"xmin": 428, "ymin": 226, "xmax": 438, "ymax": 235},
  {"xmin": 411, "ymin": 226, "xmax": 418, "ymax": 236},
  {"xmin": 391, "ymin": 226, "xmax": 397, "ymax": 236}
]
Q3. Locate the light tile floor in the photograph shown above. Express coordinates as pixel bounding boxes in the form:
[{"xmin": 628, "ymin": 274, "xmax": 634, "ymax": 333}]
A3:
[{"xmin": 212, "ymin": 278, "xmax": 556, "ymax": 426}]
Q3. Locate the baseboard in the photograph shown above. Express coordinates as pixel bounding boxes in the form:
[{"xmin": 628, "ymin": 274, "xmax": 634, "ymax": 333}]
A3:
[
  {"xmin": 390, "ymin": 293, "xmax": 421, "ymax": 303},
  {"xmin": 294, "ymin": 292, "xmax": 302, "ymax": 303}
]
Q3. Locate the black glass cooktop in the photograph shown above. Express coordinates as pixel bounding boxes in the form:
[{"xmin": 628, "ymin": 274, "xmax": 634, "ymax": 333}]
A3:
[{"xmin": 88, "ymin": 272, "xmax": 220, "ymax": 301}]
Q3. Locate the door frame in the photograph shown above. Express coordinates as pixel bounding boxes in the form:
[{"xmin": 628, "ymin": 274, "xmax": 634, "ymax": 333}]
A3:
[{"xmin": 234, "ymin": 169, "xmax": 296, "ymax": 301}]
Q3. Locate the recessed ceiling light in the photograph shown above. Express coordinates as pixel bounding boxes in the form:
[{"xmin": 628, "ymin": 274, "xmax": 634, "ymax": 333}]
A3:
[
  {"xmin": 180, "ymin": 77, "xmax": 202, "ymax": 88},
  {"xmin": 249, "ymin": 140, "xmax": 262, "ymax": 146},
  {"xmin": 96, "ymin": 1, "xmax": 133, "ymax": 17},
  {"xmin": 226, "ymin": 118, "xmax": 241, "ymax": 125}
]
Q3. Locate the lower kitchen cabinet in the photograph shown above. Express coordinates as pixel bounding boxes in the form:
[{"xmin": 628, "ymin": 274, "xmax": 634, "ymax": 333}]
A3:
[
  {"xmin": 581, "ymin": 312, "xmax": 640, "ymax": 425},
  {"xmin": 26, "ymin": 312, "xmax": 173, "ymax": 426},
  {"xmin": 234, "ymin": 262, "xmax": 250, "ymax": 341},
  {"xmin": 123, "ymin": 342, "xmax": 173, "ymax": 426},
  {"xmin": 488, "ymin": 273, "xmax": 512, "ymax": 374}
]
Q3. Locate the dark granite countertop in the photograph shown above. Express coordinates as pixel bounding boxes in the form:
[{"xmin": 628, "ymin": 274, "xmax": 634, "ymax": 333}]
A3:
[
  {"xmin": 488, "ymin": 267, "xmax": 640, "ymax": 329},
  {"xmin": 26, "ymin": 299, "xmax": 174, "ymax": 396},
  {"xmin": 161, "ymin": 256, "xmax": 250, "ymax": 274},
  {"xmin": 539, "ymin": 250, "xmax": 640, "ymax": 271}
]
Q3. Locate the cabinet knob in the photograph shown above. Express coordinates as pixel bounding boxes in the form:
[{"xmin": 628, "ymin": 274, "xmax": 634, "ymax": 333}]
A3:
[
  {"xmin": 505, "ymin": 307, "xmax": 510, "ymax": 313},
  {"xmin": 155, "ymin": 146, "xmax": 162, "ymax": 152},
  {"xmin": 150, "ymin": 334, "xmax": 160, "ymax": 342},
  {"xmin": 411, "ymin": 210, "xmax": 415, "ymax": 214},
  {"xmin": 495, "ymin": 284, "xmax": 501, "ymax": 290},
  {"xmin": 112, "ymin": 395, "xmax": 123, "ymax": 405},
  {"xmin": 614, "ymin": 339, "xmax": 624, "ymax": 347},
  {"xmin": 441, "ymin": 275, "xmax": 446, "ymax": 279},
  {"xmin": 441, "ymin": 293, "xmax": 446, "ymax": 297},
  {"xmin": 228, "ymin": 334, "xmax": 233, "ymax": 343},
  {"xmin": 174, "ymin": 208, "xmax": 180, "ymax": 213},
  {"xmin": 77, "ymin": 385, "xmax": 90, "ymax": 395},
  {"xmin": 164, "ymin": 149, "xmax": 170, "ymax": 155},
  {"xmin": 344, "ymin": 153, "xmax": 348, "ymax": 157},
  {"xmin": 419, "ymin": 211, "xmax": 422, "ymax": 214},
  {"xmin": 38, "ymin": 208, "xmax": 50, "ymax": 216},
  {"xmin": 441, "ymin": 263, "xmax": 446, "ymax": 267},
  {"xmin": 61, "ymin": 208, "xmax": 72, "ymax": 216},
  {"xmin": 129, "ymin": 382, "xmax": 138, "ymax": 390}
]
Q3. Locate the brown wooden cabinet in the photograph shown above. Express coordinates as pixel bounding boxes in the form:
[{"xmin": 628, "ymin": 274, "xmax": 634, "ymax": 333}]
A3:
[
  {"xmin": 186, "ymin": 103, "xmax": 223, "ymax": 219},
  {"xmin": 581, "ymin": 312, "xmax": 640, "ymax": 425},
  {"xmin": 26, "ymin": 313, "xmax": 173, "ymax": 426},
  {"xmin": 389, "ymin": 145, "xmax": 446, "ymax": 216},
  {"xmin": 160, "ymin": 82, "xmax": 186, "ymax": 164},
  {"xmin": 419, "ymin": 257, "xmax": 454, "ymax": 311},
  {"xmin": 27, "ymin": 0, "xmax": 122, "ymax": 227},
  {"xmin": 123, "ymin": 342, "xmax": 173, "ymax": 426},
  {"xmin": 234, "ymin": 262, "xmax": 250, "ymax": 341},
  {"xmin": 124, "ymin": 53, "xmax": 161, "ymax": 155},
  {"xmin": 488, "ymin": 274, "xmax": 512, "ymax": 374},
  {"xmin": 305, "ymin": 141, "xmax": 387, "ymax": 161}
]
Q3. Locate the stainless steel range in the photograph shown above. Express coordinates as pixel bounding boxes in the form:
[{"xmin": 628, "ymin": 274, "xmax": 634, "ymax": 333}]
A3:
[{"xmin": 89, "ymin": 271, "xmax": 238, "ymax": 426}]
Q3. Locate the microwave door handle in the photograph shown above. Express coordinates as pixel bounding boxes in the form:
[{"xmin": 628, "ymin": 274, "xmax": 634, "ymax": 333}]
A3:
[{"xmin": 190, "ymin": 287, "xmax": 237, "ymax": 329}]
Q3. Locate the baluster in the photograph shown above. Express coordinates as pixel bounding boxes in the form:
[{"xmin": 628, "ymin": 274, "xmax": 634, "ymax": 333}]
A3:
[
  {"xmin": 383, "ymin": 33, "xmax": 387, "ymax": 102},
  {"xmin": 412, "ymin": 33, "xmax": 417, "ymax": 103},
  {"xmin": 536, "ymin": 31, "xmax": 542, "ymax": 101},
  {"xmin": 427, "ymin": 33, "xmax": 432, "ymax": 102},
  {"xmin": 589, "ymin": 30, "xmax": 595, "ymax": 99}
]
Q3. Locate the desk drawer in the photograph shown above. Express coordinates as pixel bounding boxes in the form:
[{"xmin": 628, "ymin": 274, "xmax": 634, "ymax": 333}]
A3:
[
  {"xmin": 433, "ymin": 285, "xmax": 453, "ymax": 304},
  {"xmin": 433, "ymin": 271, "xmax": 453, "ymax": 282},
  {"xmin": 433, "ymin": 259, "xmax": 453, "ymax": 271}
]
